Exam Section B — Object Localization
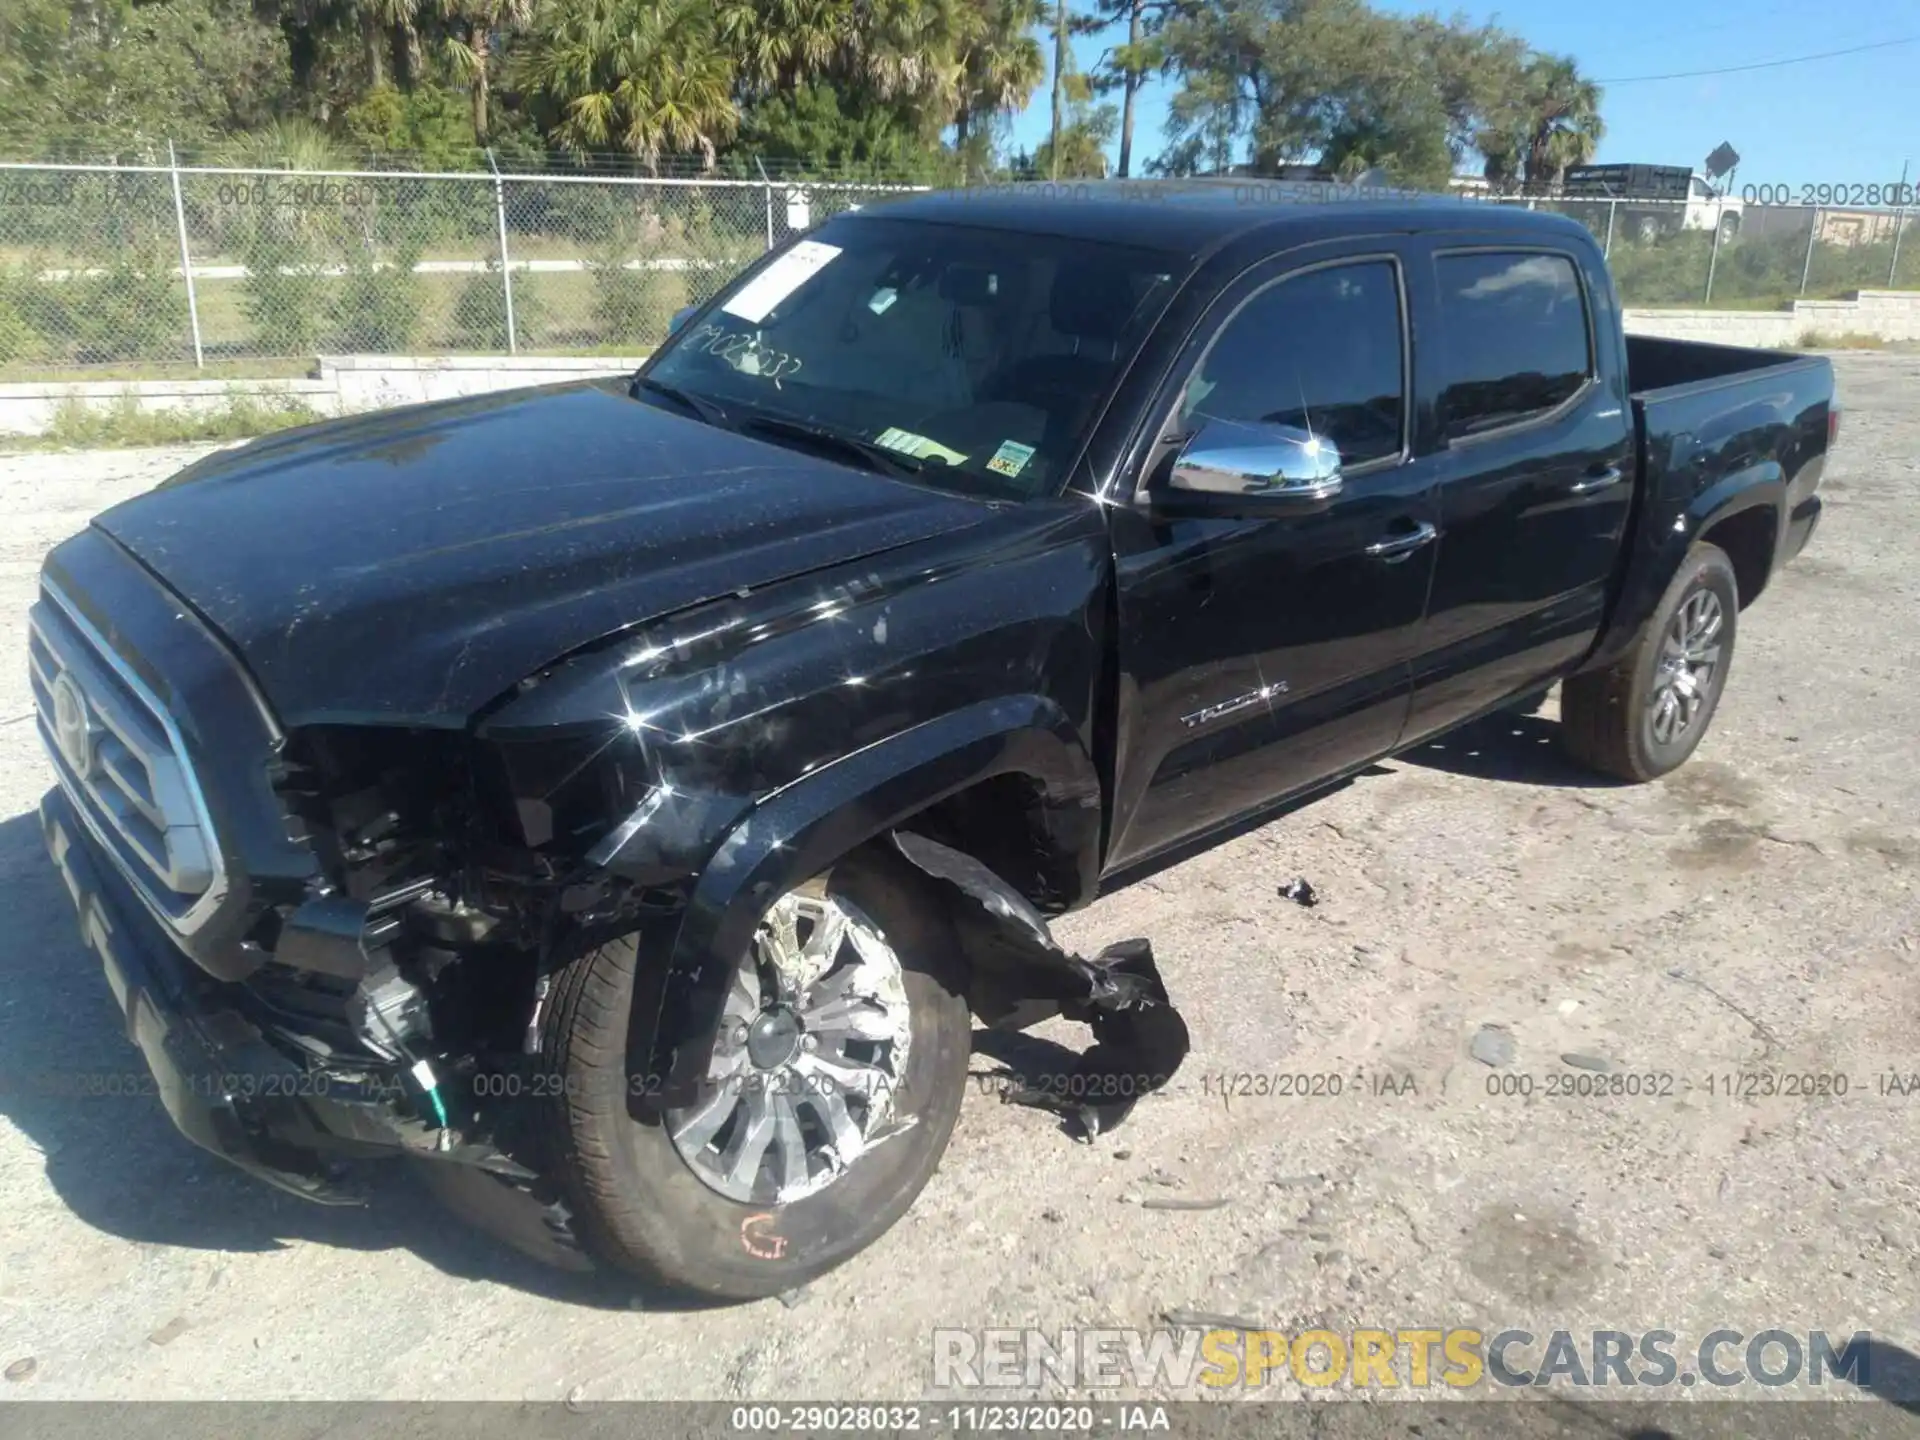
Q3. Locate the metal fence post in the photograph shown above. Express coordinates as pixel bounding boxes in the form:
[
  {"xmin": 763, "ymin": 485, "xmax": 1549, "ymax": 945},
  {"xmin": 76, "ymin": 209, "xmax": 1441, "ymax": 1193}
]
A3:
[
  {"xmin": 1602, "ymin": 200, "xmax": 1615, "ymax": 259},
  {"xmin": 166, "ymin": 141, "xmax": 204, "ymax": 369},
  {"xmin": 486, "ymin": 149, "xmax": 518, "ymax": 355},
  {"xmin": 1704, "ymin": 204, "xmax": 1725, "ymax": 304},
  {"xmin": 1890, "ymin": 160, "xmax": 1911, "ymax": 289},
  {"xmin": 1801, "ymin": 209, "xmax": 1820, "ymax": 296},
  {"xmin": 755, "ymin": 156, "xmax": 775, "ymax": 250}
]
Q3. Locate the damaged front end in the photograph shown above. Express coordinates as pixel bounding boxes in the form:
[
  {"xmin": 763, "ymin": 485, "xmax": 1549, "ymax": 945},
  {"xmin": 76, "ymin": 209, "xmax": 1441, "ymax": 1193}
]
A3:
[{"xmin": 39, "ymin": 501, "xmax": 1187, "ymax": 1270}]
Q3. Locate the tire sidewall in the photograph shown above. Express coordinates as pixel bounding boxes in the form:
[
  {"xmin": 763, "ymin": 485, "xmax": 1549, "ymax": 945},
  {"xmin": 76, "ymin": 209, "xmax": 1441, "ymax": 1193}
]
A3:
[
  {"xmin": 1629, "ymin": 546, "xmax": 1739, "ymax": 776},
  {"xmin": 568, "ymin": 848, "xmax": 971, "ymax": 1299}
]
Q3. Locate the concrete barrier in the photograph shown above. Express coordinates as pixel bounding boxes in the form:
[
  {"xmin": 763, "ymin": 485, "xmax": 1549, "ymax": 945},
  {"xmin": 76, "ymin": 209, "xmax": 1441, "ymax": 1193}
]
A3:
[
  {"xmin": 0, "ymin": 354, "xmax": 646, "ymax": 438},
  {"xmin": 1624, "ymin": 289, "xmax": 1920, "ymax": 347}
]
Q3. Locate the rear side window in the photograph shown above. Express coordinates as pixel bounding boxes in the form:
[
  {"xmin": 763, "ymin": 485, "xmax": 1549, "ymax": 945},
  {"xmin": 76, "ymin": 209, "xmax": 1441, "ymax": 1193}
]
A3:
[
  {"xmin": 1435, "ymin": 252, "xmax": 1591, "ymax": 439},
  {"xmin": 1182, "ymin": 260, "xmax": 1406, "ymax": 468}
]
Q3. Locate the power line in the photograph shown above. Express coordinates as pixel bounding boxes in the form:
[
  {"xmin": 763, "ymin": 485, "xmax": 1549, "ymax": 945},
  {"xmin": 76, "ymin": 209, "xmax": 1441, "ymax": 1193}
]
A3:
[{"xmin": 1597, "ymin": 36, "xmax": 1917, "ymax": 83}]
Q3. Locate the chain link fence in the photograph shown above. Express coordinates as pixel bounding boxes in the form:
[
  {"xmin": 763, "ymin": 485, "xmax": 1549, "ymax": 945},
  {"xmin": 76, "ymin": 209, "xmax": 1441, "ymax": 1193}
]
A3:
[
  {"xmin": 1469, "ymin": 191, "xmax": 1916, "ymax": 316},
  {"xmin": 2, "ymin": 159, "xmax": 1916, "ymax": 377},
  {"xmin": 0, "ymin": 161, "xmax": 921, "ymax": 376}
]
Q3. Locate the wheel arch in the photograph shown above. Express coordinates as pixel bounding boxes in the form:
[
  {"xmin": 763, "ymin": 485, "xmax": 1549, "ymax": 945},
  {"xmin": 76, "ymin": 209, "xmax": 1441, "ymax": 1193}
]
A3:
[
  {"xmin": 1582, "ymin": 464, "xmax": 1785, "ymax": 675},
  {"xmin": 635, "ymin": 695, "xmax": 1103, "ymax": 1093},
  {"xmin": 1699, "ymin": 502, "xmax": 1779, "ymax": 609}
]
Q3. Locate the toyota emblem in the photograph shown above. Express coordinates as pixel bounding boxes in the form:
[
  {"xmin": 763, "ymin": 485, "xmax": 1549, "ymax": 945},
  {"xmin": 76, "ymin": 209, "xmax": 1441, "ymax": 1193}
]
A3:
[{"xmin": 49, "ymin": 672, "xmax": 97, "ymax": 778}]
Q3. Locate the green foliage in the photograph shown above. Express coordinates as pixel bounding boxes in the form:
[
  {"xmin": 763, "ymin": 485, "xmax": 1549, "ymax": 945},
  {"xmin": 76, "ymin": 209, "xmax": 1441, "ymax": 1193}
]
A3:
[
  {"xmin": 62, "ymin": 247, "xmax": 188, "ymax": 363},
  {"xmin": 0, "ymin": 275, "xmax": 45, "ymax": 365},
  {"xmin": 238, "ymin": 249, "xmax": 333, "ymax": 357},
  {"xmin": 331, "ymin": 242, "xmax": 427, "ymax": 351},
  {"xmin": 216, "ymin": 119, "xmax": 351, "ymax": 172},
  {"xmin": 451, "ymin": 265, "xmax": 546, "ymax": 349},
  {"xmin": 0, "ymin": 0, "xmax": 292, "ymax": 157},
  {"xmin": 341, "ymin": 82, "xmax": 484, "ymax": 169},
  {"xmin": 516, "ymin": 0, "xmax": 738, "ymax": 168},
  {"xmin": 1016, "ymin": 97, "xmax": 1119, "ymax": 179},
  {"xmin": 588, "ymin": 262, "xmax": 692, "ymax": 350},
  {"xmin": 737, "ymin": 85, "xmax": 949, "ymax": 182},
  {"xmin": 229, "ymin": 177, "xmax": 340, "ymax": 359},
  {"xmin": 585, "ymin": 213, "xmax": 694, "ymax": 350},
  {"xmin": 27, "ymin": 392, "xmax": 321, "ymax": 451},
  {"xmin": 1147, "ymin": 0, "xmax": 1599, "ymax": 187},
  {"xmin": 1796, "ymin": 331, "xmax": 1887, "ymax": 350}
]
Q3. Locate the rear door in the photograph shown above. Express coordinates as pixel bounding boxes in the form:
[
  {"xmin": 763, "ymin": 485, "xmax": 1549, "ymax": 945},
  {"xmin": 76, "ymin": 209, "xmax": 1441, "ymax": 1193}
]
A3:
[
  {"xmin": 1105, "ymin": 245, "xmax": 1443, "ymax": 871},
  {"xmin": 1402, "ymin": 244, "xmax": 1634, "ymax": 741}
]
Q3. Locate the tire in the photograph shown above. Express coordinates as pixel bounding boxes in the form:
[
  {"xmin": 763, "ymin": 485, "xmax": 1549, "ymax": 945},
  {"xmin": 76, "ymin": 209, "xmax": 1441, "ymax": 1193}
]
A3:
[
  {"xmin": 1562, "ymin": 542, "xmax": 1739, "ymax": 782},
  {"xmin": 535, "ymin": 844, "xmax": 972, "ymax": 1301}
]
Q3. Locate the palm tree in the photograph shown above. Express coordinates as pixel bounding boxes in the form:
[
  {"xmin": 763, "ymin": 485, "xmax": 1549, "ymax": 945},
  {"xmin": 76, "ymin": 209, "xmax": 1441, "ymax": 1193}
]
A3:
[
  {"xmin": 953, "ymin": 0, "xmax": 1045, "ymax": 150},
  {"xmin": 441, "ymin": 0, "xmax": 535, "ymax": 141},
  {"xmin": 518, "ymin": 0, "xmax": 739, "ymax": 168},
  {"xmin": 862, "ymin": 0, "xmax": 970, "ymax": 126},
  {"xmin": 350, "ymin": 0, "xmax": 419, "ymax": 88},
  {"xmin": 715, "ymin": 0, "xmax": 849, "ymax": 97},
  {"xmin": 1043, "ymin": 0, "xmax": 1104, "ymax": 179},
  {"xmin": 1517, "ymin": 55, "xmax": 1602, "ymax": 189}
]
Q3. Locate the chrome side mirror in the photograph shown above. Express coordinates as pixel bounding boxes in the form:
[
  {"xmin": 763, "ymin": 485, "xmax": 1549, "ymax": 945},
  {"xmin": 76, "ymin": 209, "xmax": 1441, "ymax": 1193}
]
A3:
[
  {"xmin": 668, "ymin": 304, "xmax": 698, "ymax": 335},
  {"xmin": 1168, "ymin": 418, "xmax": 1343, "ymax": 503}
]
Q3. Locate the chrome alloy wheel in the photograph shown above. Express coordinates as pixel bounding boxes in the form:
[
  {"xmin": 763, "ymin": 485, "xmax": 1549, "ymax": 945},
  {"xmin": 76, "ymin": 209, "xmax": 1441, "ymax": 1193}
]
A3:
[
  {"xmin": 1649, "ymin": 587, "xmax": 1725, "ymax": 746},
  {"xmin": 667, "ymin": 881, "xmax": 914, "ymax": 1205}
]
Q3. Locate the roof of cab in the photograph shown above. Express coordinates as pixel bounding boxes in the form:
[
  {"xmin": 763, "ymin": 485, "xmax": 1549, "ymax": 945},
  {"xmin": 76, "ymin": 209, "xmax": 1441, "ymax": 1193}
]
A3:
[{"xmin": 856, "ymin": 178, "xmax": 1594, "ymax": 260}]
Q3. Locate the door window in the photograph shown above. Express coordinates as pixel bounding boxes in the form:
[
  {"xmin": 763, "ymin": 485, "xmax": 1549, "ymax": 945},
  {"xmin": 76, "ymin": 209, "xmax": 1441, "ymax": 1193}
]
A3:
[
  {"xmin": 1435, "ymin": 251, "xmax": 1592, "ymax": 439},
  {"xmin": 1181, "ymin": 260, "xmax": 1406, "ymax": 468}
]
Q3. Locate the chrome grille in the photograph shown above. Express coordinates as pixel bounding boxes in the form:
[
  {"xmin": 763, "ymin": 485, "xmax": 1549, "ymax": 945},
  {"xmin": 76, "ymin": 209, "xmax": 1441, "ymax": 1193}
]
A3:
[{"xmin": 29, "ymin": 579, "xmax": 224, "ymax": 930}]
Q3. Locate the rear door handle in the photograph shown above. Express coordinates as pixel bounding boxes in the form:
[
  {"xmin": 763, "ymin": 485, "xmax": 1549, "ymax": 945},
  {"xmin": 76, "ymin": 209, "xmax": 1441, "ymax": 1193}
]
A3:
[
  {"xmin": 1364, "ymin": 521, "xmax": 1438, "ymax": 562},
  {"xmin": 1570, "ymin": 465, "xmax": 1625, "ymax": 496}
]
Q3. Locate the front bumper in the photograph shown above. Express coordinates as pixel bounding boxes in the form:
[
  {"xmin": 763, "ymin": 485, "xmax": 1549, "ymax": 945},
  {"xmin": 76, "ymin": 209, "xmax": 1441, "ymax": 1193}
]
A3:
[{"xmin": 38, "ymin": 787, "xmax": 437, "ymax": 1203}]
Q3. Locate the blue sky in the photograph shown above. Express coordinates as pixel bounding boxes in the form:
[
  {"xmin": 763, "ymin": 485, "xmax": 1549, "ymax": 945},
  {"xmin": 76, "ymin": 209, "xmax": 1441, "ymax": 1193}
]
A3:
[{"xmin": 1006, "ymin": 0, "xmax": 1920, "ymax": 188}]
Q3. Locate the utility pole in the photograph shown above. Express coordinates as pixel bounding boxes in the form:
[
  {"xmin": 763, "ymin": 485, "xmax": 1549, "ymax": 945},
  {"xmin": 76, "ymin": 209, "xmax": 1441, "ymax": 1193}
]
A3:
[
  {"xmin": 1890, "ymin": 159, "xmax": 1911, "ymax": 288},
  {"xmin": 1049, "ymin": 0, "xmax": 1068, "ymax": 180}
]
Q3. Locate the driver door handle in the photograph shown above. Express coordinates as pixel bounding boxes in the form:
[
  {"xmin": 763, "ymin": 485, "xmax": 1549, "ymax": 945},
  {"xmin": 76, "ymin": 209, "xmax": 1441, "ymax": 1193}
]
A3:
[
  {"xmin": 1570, "ymin": 465, "xmax": 1625, "ymax": 495},
  {"xmin": 1365, "ymin": 521, "xmax": 1438, "ymax": 562}
]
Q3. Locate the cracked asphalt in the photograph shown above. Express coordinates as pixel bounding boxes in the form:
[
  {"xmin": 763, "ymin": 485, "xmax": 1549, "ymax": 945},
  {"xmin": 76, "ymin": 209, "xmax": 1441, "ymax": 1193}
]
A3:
[{"xmin": 0, "ymin": 354, "xmax": 1916, "ymax": 1408}]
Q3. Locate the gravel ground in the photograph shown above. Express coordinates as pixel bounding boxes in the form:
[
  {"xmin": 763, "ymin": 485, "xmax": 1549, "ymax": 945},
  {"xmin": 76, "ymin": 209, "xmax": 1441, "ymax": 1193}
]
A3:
[{"xmin": 0, "ymin": 355, "xmax": 1916, "ymax": 1408}]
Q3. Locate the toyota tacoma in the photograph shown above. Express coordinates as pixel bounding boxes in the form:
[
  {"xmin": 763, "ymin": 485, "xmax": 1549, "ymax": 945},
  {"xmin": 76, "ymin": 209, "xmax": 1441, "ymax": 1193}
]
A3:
[{"xmin": 31, "ymin": 184, "xmax": 1833, "ymax": 1300}]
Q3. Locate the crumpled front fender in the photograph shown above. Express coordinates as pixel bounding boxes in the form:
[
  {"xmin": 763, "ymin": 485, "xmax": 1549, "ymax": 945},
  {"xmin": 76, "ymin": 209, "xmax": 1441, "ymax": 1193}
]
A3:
[{"xmin": 625, "ymin": 694, "xmax": 1101, "ymax": 1103}]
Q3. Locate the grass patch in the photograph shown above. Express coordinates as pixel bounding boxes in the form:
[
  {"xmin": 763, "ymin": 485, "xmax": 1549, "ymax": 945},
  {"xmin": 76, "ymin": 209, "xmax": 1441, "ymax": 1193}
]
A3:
[
  {"xmin": 7, "ymin": 391, "xmax": 323, "ymax": 451},
  {"xmin": 1796, "ymin": 330, "xmax": 1891, "ymax": 349},
  {"xmin": 0, "ymin": 358, "xmax": 318, "ymax": 383}
]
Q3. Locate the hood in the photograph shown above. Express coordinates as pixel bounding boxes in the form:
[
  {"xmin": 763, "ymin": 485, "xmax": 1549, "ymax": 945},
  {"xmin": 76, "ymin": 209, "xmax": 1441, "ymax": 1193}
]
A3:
[{"xmin": 92, "ymin": 381, "xmax": 988, "ymax": 728}]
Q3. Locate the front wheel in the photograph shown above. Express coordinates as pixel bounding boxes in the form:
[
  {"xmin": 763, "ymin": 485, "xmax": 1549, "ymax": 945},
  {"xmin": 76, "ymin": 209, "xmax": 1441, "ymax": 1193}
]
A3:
[
  {"xmin": 1561, "ymin": 542, "xmax": 1739, "ymax": 782},
  {"xmin": 535, "ymin": 845, "xmax": 972, "ymax": 1300}
]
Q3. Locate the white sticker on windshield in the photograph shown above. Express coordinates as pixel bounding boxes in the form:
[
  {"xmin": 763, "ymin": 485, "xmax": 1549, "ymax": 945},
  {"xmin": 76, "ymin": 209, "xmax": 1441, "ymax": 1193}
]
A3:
[
  {"xmin": 875, "ymin": 427, "xmax": 969, "ymax": 465},
  {"xmin": 721, "ymin": 239, "xmax": 842, "ymax": 323},
  {"xmin": 985, "ymin": 439, "xmax": 1036, "ymax": 478}
]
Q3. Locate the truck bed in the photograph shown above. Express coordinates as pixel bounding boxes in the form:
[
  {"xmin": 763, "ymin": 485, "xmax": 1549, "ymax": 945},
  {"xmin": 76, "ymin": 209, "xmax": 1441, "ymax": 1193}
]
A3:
[
  {"xmin": 1583, "ymin": 333, "xmax": 1834, "ymax": 677},
  {"xmin": 1626, "ymin": 332, "xmax": 1822, "ymax": 398}
]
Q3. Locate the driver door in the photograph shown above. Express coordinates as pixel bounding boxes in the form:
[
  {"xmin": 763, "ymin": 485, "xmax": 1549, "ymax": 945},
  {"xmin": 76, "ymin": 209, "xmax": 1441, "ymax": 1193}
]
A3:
[{"xmin": 1105, "ymin": 249, "xmax": 1442, "ymax": 871}]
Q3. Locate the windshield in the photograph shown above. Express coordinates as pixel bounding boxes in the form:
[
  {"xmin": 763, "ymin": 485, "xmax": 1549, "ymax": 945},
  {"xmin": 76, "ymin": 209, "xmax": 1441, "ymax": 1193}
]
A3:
[{"xmin": 639, "ymin": 216, "xmax": 1185, "ymax": 500}]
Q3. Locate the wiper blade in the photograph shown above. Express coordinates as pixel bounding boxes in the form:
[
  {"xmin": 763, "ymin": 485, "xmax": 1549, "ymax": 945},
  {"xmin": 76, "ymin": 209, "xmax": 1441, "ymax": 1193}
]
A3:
[
  {"xmin": 633, "ymin": 375, "xmax": 725, "ymax": 426},
  {"xmin": 735, "ymin": 414, "xmax": 926, "ymax": 477}
]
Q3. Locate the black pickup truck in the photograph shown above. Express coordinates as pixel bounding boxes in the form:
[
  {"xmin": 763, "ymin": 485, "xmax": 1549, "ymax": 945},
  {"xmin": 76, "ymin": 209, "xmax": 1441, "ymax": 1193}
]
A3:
[{"xmin": 32, "ymin": 184, "xmax": 1833, "ymax": 1300}]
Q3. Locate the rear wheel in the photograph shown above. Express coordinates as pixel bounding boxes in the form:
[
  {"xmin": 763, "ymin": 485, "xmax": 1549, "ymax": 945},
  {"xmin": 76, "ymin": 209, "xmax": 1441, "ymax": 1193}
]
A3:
[
  {"xmin": 1561, "ymin": 542, "xmax": 1739, "ymax": 782},
  {"xmin": 536, "ymin": 845, "xmax": 971, "ymax": 1300}
]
